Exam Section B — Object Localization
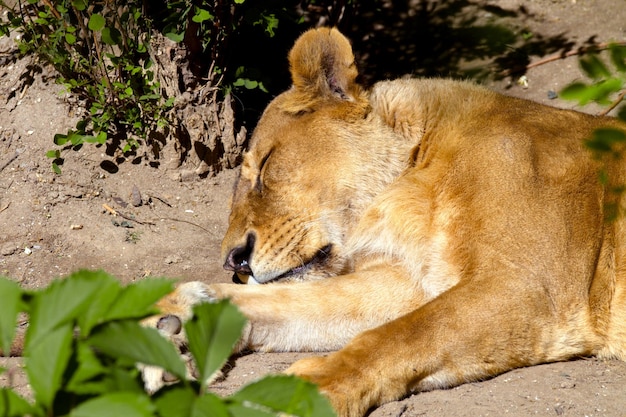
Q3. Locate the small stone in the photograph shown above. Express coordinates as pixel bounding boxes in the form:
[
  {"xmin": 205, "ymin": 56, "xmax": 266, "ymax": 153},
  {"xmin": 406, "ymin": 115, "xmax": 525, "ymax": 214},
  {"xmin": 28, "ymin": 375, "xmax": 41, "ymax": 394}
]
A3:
[
  {"xmin": 1, "ymin": 243, "xmax": 18, "ymax": 256},
  {"xmin": 131, "ymin": 185, "xmax": 142, "ymax": 207},
  {"xmin": 164, "ymin": 254, "xmax": 182, "ymax": 264}
]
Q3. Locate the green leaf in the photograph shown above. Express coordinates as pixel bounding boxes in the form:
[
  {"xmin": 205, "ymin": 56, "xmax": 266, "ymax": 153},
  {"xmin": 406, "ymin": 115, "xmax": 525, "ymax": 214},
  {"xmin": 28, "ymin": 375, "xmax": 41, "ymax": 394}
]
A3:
[
  {"xmin": 68, "ymin": 131, "xmax": 86, "ymax": 146},
  {"xmin": 610, "ymin": 43, "xmax": 626, "ymax": 73},
  {"xmin": 585, "ymin": 127, "xmax": 626, "ymax": 153},
  {"xmin": 261, "ymin": 14, "xmax": 279, "ymax": 37},
  {"xmin": 54, "ymin": 132, "xmax": 70, "ymax": 145},
  {"xmin": 139, "ymin": 93, "xmax": 161, "ymax": 101},
  {"xmin": 88, "ymin": 14, "xmax": 106, "ymax": 32},
  {"xmin": 72, "ymin": 0, "xmax": 87, "ymax": 11},
  {"xmin": 104, "ymin": 278, "xmax": 175, "ymax": 322},
  {"xmin": 66, "ymin": 343, "xmax": 108, "ymax": 394},
  {"xmin": 227, "ymin": 404, "xmax": 275, "ymax": 417},
  {"xmin": 589, "ymin": 78, "xmax": 624, "ymax": 105},
  {"xmin": 76, "ymin": 274, "xmax": 121, "ymax": 336},
  {"xmin": 165, "ymin": 32, "xmax": 184, "ymax": 43},
  {"xmin": 560, "ymin": 79, "xmax": 623, "ymax": 105},
  {"xmin": 46, "ymin": 150, "xmax": 60, "ymax": 158},
  {"xmin": 594, "ymin": 127, "xmax": 626, "ymax": 143},
  {"xmin": 229, "ymin": 375, "xmax": 336, "ymax": 417},
  {"xmin": 0, "ymin": 388, "xmax": 35, "ymax": 417},
  {"xmin": 70, "ymin": 392, "xmax": 155, "ymax": 417},
  {"xmin": 154, "ymin": 386, "xmax": 196, "ymax": 417},
  {"xmin": 26, "ymin": 271, "xmax": 104, "ymax": 350},
  {"xmin": 192, "ymin": 8, "xmax": 213, "ymax": 23},
  {"xmin": 84, "ymin": 134, "xmax": 106, "ymax": 144},
  {"xmin": 154, "ymin": 386, "xmax": 229, "ymax": 417},
  {"xmin": 0, "ymin": 278, "xmax": 22, "ymax": 355},
  {"xmin": 184, "ymin": 301, "xmax": 246, "ymax": 391},
  {"xmin": 192, "ymin": 393, "xmax": 229, "ymax": 417},
  {"xmin": 88, "ymin": 320, "xmax": 187, "ymax": 379},
  {"xmin": 244, "ymin": 79, "xmax": 258, "ymax": 89},
  {"xmin": 102, "ymin": 27, "xmax": 122, "ymax": 45},
  {"xmin": 25, "ymin": 323, "xmax": 73, "ymax": 408},
  {"xmin": 65, "ymin": 33, "xmax": 76, "ymax": 44},
  {"xmin": 52, "ymin": 161, "xmax": 62, "ymax": 175},
  {"xmin": 580, "ymin": 54, "xmax": 612, "ymax": 79},
  {"xmin": 96, "ymin": 131, "xmax": 108, "ymax": 144}
]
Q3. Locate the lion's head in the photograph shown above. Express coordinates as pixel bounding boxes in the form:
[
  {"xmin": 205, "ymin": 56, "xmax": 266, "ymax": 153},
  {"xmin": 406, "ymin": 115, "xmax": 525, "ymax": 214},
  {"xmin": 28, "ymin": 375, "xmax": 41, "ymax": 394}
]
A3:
[{"xmin": 221, "ymin": 28, "xmax": 413, "ymax": 284}]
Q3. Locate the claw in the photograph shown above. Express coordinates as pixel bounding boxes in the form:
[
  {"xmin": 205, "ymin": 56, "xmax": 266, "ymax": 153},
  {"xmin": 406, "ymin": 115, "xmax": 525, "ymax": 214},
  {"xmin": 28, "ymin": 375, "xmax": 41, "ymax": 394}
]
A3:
[
  {"xmin": 157, "ymin": 314, "xmax": 182, "ymax": 336},
  {"xmin": 162, "ymin": 370, "xmax": 179, "ymax": 383}
]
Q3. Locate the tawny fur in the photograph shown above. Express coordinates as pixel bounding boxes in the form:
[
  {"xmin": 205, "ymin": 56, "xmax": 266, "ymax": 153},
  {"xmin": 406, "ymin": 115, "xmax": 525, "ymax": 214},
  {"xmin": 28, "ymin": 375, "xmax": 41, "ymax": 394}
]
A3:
[{"xmin": 148, "ymin": 28, "xmax": 626, "ymax": 417}]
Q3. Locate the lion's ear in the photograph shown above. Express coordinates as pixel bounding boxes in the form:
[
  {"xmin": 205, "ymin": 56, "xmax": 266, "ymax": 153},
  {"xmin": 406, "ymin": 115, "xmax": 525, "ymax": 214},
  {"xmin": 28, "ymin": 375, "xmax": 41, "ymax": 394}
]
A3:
[{"xmin": 288, "ymin": 27, "xmax": 360, "ymax": 101}]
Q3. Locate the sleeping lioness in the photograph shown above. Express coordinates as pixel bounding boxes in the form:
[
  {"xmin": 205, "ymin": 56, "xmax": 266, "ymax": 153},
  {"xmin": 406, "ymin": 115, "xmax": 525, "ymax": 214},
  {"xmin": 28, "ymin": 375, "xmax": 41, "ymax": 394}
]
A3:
[{"xmin": 145, "ymin": 28, "xmax": 626, "ymax": 416}]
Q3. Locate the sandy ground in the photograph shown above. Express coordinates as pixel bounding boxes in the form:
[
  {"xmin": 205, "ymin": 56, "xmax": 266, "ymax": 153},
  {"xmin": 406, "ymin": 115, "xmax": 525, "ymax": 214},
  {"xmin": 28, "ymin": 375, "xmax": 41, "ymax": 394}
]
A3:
[{"xmin": 2, "ymin": 0, "xmax": 626, "ymax": 415}]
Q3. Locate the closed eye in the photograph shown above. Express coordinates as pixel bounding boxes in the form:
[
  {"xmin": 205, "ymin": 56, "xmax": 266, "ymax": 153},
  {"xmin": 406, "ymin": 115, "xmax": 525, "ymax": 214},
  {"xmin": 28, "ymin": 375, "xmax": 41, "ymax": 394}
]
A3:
[{"xmin": 255, "ymin": 149, "xmax": 273, "ymax": 193}]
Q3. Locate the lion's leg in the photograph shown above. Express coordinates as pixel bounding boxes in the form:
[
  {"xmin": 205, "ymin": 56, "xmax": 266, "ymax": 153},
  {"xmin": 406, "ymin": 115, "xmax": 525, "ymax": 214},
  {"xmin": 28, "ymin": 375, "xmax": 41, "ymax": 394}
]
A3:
[
  {"xmin": 286, "ymin": 278, "xmax": 600, "ymax": 417},
  {"xmin": 153, "ymin": 264, "xmax": 428, "ymax": 353},
  {"xmin": 141, "ymin": 264, "xmax": 429, "ymax": 392}
]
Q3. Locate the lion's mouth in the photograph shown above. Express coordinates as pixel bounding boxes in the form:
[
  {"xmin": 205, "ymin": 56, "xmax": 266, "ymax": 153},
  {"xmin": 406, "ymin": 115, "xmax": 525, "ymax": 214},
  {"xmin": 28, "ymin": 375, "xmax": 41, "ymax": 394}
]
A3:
[{"xmin": 232, "ymin": 244, "xmax": 333, "ymax": 285}]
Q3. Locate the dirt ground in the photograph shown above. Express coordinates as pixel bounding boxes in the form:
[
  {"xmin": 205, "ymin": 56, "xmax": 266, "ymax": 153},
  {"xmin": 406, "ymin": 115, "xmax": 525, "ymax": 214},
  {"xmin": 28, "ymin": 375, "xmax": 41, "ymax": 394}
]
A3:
[{"xmin": 2, "ymin": 0, "xmax": 626, "ymax": 416}]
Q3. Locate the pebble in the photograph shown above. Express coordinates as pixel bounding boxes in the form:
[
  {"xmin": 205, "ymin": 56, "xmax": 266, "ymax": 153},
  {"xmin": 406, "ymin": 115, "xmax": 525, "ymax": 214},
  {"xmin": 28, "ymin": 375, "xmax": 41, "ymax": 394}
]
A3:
[
  {"xmin": 1, "ymin": 243, "xmax": 18, "ymax": 256},
  {"xmin": 164, "ymin": 254, "xmax": 182, "ymax": 264},
  {"xmin": 131, "ymin": 185, "xmax": 142, "ymax": 207}
]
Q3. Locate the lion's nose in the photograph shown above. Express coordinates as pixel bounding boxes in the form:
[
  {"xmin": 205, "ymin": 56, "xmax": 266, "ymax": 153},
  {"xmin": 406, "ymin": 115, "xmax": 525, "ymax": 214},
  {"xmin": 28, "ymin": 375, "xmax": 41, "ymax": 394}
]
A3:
[{"xmin": 223, "ymin": 232, "xmax": 255, "ymax": 275}]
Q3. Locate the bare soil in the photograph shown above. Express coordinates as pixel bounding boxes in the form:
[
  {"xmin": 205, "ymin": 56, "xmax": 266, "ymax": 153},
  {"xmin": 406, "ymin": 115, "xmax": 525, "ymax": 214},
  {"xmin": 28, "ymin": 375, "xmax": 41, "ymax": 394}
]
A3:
[{"xmin": 2, "ymin": 0, "xmax": 626, "ymax": 416}]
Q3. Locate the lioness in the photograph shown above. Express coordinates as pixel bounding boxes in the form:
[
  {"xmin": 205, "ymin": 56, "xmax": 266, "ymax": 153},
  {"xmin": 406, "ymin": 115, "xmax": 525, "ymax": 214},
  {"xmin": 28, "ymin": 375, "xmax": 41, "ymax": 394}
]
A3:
[{"xmin": 147, "ymin": 28, "xmax": 626, "ymax": 416}]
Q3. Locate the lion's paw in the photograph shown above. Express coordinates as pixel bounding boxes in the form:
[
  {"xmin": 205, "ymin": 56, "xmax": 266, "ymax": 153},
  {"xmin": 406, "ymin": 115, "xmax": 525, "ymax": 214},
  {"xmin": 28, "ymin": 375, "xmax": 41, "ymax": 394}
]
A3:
[{"xmin": 141, "ymin": 281, "xmax": 216, "ymax": 393}]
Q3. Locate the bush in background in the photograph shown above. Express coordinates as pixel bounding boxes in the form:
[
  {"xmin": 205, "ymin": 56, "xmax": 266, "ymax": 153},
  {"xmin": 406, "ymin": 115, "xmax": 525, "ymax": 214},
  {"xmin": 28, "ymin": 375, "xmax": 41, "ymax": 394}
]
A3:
[{"xmin": 0, "ymin": 0, "xmax": 355, "ymax": 176}]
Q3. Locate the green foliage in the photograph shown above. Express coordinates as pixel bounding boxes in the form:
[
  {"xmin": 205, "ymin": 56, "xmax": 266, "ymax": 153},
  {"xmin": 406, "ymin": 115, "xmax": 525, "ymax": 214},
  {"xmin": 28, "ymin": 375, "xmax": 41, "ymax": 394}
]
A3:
[
  {"xmin": 2, "ymin": 0, "xmax": 334, "ymax": 173},
  {"xmin": 560, "ymin": 43, "xmax": 626, "ymax": 220},
  {"xmin": 158, "ymin": 0, "xmax": 296, "ymax": 95},
  {"xmin": 1, "ymin": 0, "xmax": 174, "ymax": 171},
  {"xmin": 0, "ymin": 270, "xmax": 334, "ymax": 417},
  {"xmin": 560, "ymin": 44, "xmax": 626, "ymax": 107}
]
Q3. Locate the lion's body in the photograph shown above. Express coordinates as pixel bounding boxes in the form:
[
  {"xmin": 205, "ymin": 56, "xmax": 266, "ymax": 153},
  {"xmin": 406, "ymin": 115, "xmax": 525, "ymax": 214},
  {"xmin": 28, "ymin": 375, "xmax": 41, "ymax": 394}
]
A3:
[{"xmin": 150, "ymin": 28, "xmax": 626, "ymax": 416}]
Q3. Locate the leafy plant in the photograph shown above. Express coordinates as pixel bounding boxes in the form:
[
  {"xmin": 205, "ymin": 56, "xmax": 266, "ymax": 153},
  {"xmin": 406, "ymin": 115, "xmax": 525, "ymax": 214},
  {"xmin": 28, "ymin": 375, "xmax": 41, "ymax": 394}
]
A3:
[
  {"xmin": 2, "ymin": 0, "xmax": 356, "ymax": 175},
  {"xmin": 560, "ymin": 43, "xmax": 626, "ymax": 219},
  {"xmin": 0, "ymin": 270, "xmax": 335, "ymax": 417},
  {"xmin": 1, "ymin": 0, "xmax": 174, "ymax": 172},
  {"xmin": 560, "ymin": 44, "xmax": 626, "ymax": 108},
  {"xmin": 156, "ymin": 0, "xmax": 298, "ymax": 95}
]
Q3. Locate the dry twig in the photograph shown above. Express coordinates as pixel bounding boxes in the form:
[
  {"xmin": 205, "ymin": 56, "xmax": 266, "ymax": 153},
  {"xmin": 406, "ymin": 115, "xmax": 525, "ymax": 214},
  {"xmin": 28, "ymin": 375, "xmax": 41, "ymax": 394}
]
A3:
[
  {"xmin": 598, "ymin": 90, "xmax": 626, "ymax": 116},
  {"xmin": 102, "ymin": 203, "xmax": 156, "ymax": 225},
  {"xmin": 501, "ymin": 41, "xmax": 626, "ymax": 77},
  {"xmin": 0, "ymin": 151, "xmax": 19, "ymax": 173}
]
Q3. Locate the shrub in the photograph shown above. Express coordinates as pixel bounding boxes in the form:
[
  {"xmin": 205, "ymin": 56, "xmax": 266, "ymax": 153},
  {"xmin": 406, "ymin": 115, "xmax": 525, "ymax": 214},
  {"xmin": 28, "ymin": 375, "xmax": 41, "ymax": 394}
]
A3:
[
  {"xmin": 0, "ymin": 270, "xmax": 335, "ymax": 417},
  {"xmin": 1, "ymin": 0, "xmax": 173, "ymax": 173}
]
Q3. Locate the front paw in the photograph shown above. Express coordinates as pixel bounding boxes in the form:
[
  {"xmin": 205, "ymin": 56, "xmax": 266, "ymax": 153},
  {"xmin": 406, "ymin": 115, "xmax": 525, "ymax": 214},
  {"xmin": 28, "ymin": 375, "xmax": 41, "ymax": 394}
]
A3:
[
  {"xmin": 140, "ymin": 314, "xmax": 202, "ymax": 393},
  {"xmin": 140, "ymin": 281, "xmax": 216, "ymax": 393}
]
